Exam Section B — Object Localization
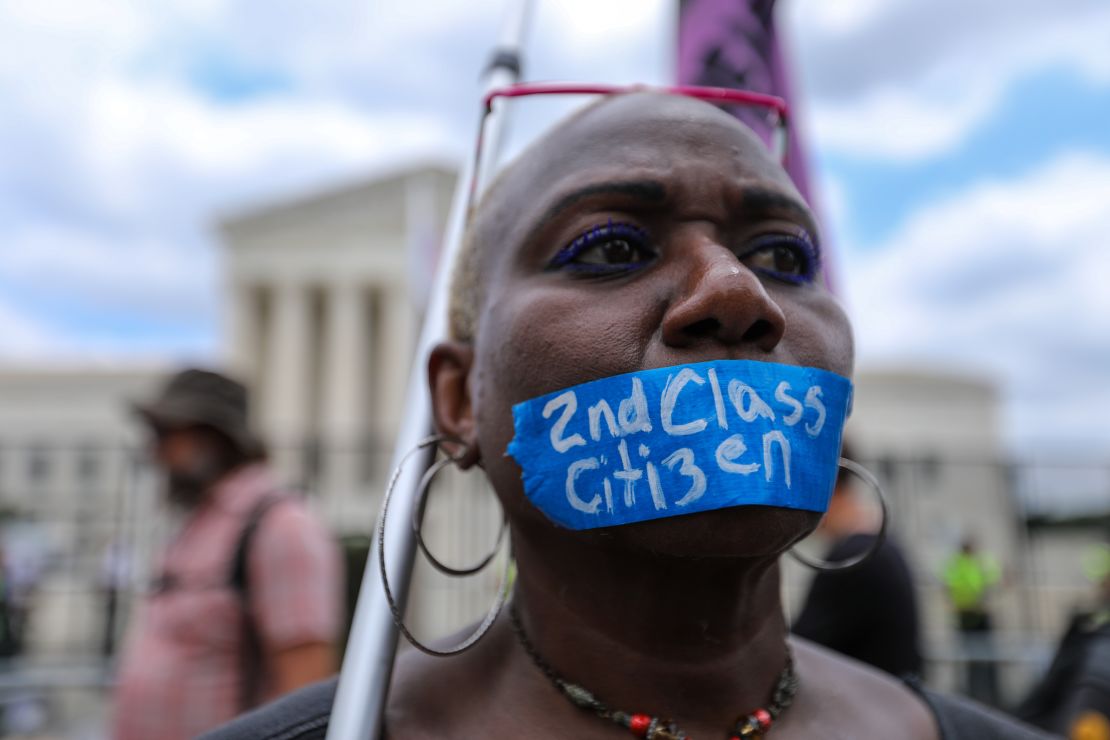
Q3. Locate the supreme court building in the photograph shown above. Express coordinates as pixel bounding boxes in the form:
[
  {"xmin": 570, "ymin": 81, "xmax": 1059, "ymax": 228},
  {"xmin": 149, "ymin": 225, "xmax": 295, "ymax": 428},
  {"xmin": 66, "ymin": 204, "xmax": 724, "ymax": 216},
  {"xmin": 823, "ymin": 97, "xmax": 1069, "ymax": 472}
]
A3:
[{"xmin": 219, "ymin": 162, "xmax": 456, "ymax": 521}]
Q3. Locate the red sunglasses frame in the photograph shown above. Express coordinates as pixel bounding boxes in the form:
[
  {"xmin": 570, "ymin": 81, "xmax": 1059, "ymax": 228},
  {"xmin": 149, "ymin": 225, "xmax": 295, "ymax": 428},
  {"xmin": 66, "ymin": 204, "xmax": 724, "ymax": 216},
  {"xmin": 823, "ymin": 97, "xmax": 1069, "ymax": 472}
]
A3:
[{"xmin": 468, "ymin": 82, "xmax": 791, "ymax": 212}]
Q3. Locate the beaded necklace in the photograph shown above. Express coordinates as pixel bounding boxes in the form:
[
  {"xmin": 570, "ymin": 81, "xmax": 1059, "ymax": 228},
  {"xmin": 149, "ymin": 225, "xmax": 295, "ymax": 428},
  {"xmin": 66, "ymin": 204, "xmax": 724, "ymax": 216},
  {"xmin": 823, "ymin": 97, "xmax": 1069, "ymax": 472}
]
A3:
[{"xmin": 509, "ymin": 605, "xmax": 798, "ymax": 740}]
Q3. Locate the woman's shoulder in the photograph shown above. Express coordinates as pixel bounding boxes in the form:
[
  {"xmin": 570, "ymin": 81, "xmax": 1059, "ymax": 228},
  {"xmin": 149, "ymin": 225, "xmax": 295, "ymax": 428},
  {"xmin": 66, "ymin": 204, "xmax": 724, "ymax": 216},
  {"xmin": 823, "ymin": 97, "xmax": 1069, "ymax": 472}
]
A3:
[{"xmin": 789, "ymin": 637, "xmax": 939, "ymax": 738}]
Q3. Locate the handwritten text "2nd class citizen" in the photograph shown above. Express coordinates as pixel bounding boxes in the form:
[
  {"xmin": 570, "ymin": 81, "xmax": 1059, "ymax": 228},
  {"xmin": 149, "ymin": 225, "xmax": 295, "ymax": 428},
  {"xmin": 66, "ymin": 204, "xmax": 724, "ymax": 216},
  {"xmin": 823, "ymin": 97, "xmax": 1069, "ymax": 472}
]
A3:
[{"xmin": 539, "ymin": 367, "xmax": 830, "ymax": 516}]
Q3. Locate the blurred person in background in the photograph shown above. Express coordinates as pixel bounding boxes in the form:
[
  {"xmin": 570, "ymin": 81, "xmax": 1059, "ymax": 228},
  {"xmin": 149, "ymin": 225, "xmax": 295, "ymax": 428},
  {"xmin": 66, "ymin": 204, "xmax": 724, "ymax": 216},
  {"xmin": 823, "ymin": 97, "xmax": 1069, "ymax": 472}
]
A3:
[
  {"xmin": 792, "ymin": 441, "xmax": 924, "ymax": 679},
  {"xmin": 943, "ymin": 535, "xmax": 1002, "ymax": 706},
  {"xmin": 1015, "ymin": 543, "xmax": 1110, "ymax": 738},
  {"xmin": 112, "ymin": 368, "xmax": 343, "ymax": 740}
]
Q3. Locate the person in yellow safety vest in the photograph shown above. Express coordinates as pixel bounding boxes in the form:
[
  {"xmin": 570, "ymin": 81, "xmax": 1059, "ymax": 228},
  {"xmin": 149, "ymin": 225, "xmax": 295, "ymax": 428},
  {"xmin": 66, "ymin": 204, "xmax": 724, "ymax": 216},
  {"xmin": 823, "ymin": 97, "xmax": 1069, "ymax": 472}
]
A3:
[
  {"xmin": 943, "ymin": 538, "xmax": 1001, "ymax": 614},
  {"xmin": 1082, "ymin": 545, "xmax": 1110, "ymax": 603},
  {"xmin": 942, "ymin": 537, "xmax": 1002, "ymax": 706}
]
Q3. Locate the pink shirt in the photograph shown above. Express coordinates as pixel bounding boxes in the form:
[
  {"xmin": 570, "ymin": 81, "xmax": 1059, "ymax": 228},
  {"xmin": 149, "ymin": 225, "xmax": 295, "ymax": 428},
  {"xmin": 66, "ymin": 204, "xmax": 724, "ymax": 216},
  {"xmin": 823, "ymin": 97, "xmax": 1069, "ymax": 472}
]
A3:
[{"xmin": 113, "ymin": 464, "xmax": 342, "ymax": 740}]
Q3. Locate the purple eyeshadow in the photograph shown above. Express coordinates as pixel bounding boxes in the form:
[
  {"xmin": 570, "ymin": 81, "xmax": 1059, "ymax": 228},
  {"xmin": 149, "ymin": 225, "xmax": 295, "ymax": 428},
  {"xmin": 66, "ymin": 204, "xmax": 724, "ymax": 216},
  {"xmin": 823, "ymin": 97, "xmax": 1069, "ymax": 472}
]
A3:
[
  {"xmin": 547, "ymin": 220, "xmax": 652, "ymax": 270},
  {"xmin": 741, "ymin": 232, "xmax": 820, "ymax": 284}
]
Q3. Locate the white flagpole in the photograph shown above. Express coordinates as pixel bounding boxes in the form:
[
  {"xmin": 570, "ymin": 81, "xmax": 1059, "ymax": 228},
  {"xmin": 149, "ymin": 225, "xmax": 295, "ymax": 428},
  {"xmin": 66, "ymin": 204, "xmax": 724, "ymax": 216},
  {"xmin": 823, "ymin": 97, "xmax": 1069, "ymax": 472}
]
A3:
[{"xmin": 325, "ymin": 2, "xmax": 532, "ymax": 737}]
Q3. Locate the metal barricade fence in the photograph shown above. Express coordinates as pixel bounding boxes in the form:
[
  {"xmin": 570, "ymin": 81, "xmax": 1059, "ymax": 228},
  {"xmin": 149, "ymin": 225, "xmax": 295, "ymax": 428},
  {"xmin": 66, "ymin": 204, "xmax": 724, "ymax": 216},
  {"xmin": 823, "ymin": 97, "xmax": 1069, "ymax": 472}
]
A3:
[{"xmin": 0, "ymin": 440, "xmax": 1105, "ymax": 734}]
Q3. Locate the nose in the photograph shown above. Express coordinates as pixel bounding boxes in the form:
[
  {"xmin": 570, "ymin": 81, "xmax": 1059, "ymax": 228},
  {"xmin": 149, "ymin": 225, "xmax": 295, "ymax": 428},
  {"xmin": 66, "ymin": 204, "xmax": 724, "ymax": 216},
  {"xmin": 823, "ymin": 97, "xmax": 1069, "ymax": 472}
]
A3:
[{"xmin": 660, "ymin": 241, "xmax": 787, "ymax": 353}]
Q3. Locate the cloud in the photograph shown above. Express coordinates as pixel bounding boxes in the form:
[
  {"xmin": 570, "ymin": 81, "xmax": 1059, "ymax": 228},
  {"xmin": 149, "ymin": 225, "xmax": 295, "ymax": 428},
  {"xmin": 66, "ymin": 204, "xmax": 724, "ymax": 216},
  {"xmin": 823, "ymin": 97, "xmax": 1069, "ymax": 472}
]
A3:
[
  {"xmin": 805, "ymin": 84, "xmax": 997, "ymax": 161},
  {"xmin": 0, "ymin": 299, "xmax": 63, "ymax": 359},
  {"xmin": 0, "ymin": 0, "xmax": 470, "ymax": 360},
  {"xmin": 1, "ymin": 223, "xmax": 216, "ymax": 323},
  {"xmin": 0, "ymin": 78, "xmax": 454, "ymax": 346},
  {"xmin": 844, "ymin": 151, "xmax": 1110, "ymax": 448},
  {"xmin": 786, "ymin": 0, "xmax": 1110, "ymax": 160},
  {"xmin": 797, "ymin": 0, "xmax": 886, "ymax": 35}
]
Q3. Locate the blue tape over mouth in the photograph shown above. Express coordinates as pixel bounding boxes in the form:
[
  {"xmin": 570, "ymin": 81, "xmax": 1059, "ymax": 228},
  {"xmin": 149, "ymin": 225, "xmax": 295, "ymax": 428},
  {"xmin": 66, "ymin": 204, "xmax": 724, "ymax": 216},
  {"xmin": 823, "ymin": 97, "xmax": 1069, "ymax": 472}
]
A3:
[{"xmin": 507, "ymin": 360, "xmax": 852, "ymax": 531}]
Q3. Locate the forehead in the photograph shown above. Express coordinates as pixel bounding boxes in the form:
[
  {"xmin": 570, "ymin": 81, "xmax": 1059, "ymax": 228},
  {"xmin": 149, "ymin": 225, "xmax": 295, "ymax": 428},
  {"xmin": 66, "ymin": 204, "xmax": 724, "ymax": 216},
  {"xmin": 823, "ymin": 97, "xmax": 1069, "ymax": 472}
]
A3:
[{"xmin": 475, "ymin": 92, "xmax": 803, "ymax": 264}]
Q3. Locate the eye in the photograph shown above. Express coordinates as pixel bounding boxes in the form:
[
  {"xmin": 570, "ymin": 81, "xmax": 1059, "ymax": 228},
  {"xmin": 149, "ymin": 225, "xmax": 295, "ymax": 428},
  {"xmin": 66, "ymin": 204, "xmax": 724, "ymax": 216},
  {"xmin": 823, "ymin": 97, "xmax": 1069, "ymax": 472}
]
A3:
[
  {"xmin": 547, "ymin": 221, "xmax": 656, "ymax": 274},
  {"xmin": 740, "ymin": 233, "xmax": 819, "ymax": 285}
]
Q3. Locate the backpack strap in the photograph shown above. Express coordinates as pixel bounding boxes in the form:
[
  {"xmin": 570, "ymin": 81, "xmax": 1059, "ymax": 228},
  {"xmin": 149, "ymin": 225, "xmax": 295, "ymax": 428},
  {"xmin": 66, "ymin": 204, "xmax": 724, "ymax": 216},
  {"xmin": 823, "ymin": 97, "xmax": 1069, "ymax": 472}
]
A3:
[
  {"xmin": 228, "ymin": 491, "xmax": 288, "ymax": 710},
  {"xmin": 229, "ymin": 492, "xmax": 287, "ymax": 597}
]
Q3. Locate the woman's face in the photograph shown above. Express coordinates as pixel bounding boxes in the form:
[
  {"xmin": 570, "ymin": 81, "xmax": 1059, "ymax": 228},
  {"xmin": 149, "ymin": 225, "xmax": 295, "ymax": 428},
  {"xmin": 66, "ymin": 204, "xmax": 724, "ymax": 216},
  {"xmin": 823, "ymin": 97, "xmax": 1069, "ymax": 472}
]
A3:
[{"xmin": 462, "ymin": 93, "xmax": 853, "ymax": 556}]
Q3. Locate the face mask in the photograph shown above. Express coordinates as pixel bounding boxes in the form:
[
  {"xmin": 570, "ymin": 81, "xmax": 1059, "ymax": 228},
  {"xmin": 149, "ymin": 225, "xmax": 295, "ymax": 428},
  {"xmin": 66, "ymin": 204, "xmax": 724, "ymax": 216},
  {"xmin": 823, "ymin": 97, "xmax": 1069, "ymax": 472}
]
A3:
[{"xmin": 508, "ymin": 359, "xmax": 852, "ymax": 530}]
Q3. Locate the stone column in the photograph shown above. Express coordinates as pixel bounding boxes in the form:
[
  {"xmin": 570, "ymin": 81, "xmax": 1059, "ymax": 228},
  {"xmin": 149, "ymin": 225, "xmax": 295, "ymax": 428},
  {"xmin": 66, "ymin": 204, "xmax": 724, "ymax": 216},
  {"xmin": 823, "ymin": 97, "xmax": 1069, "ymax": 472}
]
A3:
[
  {"xmin": 404, "ymin": 170, "xmax": 440, "ymax": 311},
  {"xmin": 264, "ymin": 280, "xmax": 311, "ymax": 483},
  {"xmin": 379, "ymin": 284, "xmax": 416, "ymax": 445},
  {"xmin": 321, "ymin": 281, "xmax": 367, "ymax": 514},
  {"xmin": 227, "ymin": 282, "xmax": 259, "ymax": 384}
]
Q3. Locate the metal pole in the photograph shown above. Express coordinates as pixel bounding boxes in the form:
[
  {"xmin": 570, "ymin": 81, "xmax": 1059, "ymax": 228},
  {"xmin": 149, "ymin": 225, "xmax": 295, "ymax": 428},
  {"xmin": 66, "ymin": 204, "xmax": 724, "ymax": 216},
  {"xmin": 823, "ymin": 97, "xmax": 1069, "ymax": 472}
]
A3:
[{"xmin": 326, "ymin": 2, "xmax": 531, "ymax": 737}]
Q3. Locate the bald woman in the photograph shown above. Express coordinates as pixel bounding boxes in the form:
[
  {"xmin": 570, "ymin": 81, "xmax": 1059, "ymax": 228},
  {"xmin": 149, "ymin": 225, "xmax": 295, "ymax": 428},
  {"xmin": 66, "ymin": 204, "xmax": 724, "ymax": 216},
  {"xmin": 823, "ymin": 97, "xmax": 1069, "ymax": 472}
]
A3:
[{"xmin": 205, "ymin": 92, "xmax": 1056, "ymax": 740}]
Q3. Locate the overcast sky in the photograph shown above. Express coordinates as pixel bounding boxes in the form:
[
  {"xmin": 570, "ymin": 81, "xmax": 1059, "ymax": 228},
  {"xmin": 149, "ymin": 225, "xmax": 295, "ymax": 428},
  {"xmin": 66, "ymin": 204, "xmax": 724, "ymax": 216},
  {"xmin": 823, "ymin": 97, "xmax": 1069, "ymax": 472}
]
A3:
[{"xmin": 1, "ymin": 0, "xmax": 1108, "ymax": 455}]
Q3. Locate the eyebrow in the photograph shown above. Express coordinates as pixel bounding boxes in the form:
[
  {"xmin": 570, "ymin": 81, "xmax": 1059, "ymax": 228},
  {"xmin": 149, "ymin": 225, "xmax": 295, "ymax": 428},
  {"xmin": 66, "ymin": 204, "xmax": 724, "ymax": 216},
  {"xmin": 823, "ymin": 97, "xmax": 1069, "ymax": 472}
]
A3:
[
  {"xmin": 532, "ymin": 179, "xmax": 819, "ymax": 243},
  {"xmin": 736, "ymin": 188, "xmax": 820, "ymax": 241},
  {"xmin": 536, "ymin": 180, "xmax": 668, "ymax": 231}
]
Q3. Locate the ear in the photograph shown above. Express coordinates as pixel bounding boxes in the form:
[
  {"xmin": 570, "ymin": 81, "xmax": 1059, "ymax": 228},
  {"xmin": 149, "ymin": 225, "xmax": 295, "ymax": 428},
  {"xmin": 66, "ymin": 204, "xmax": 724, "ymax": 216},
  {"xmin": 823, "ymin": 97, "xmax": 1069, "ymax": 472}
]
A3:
[{"xmin": 427, "ymin": 341, "xmax": 481, "ymax": 468}]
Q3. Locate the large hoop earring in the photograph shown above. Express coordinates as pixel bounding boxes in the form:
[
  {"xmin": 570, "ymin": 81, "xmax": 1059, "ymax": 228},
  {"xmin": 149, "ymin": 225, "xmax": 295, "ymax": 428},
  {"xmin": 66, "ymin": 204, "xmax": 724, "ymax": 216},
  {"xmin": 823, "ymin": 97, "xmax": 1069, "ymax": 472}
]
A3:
[
  {"xmin": 411, "ymin": 445, "xmax": 507, "ymax": 577},
  {"xmin": 789, "ymin": 457, "xmax": 888, "ymax": 572},
  {"xmin": 378, "ymin": 434, "xmax": 510, "ymax": 657}
]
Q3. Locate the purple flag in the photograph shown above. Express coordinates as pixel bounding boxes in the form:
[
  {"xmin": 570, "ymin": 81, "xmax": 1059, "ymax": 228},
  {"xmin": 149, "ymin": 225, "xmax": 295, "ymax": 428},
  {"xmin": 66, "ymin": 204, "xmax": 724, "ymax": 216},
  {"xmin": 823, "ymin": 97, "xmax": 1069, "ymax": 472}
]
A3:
[{"xmin": 678, "ymin": 0, "xmax": 816, "ymax": 210}]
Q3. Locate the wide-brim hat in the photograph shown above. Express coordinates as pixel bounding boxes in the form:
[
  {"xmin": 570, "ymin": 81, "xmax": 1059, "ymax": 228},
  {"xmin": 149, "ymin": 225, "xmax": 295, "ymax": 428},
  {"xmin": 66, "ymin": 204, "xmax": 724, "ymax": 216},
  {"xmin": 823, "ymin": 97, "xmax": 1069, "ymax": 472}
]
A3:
[{"xmin": 132, "ymin": 368, "xmax": 263, "ymax": 456}]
